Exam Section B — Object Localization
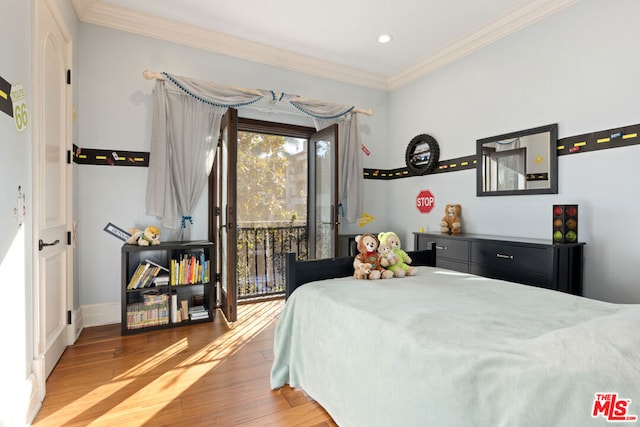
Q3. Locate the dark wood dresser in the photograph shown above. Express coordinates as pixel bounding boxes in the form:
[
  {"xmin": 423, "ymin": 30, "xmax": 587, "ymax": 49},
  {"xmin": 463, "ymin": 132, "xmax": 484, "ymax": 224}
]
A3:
[{"xmin": 414, "ymin": 232, "xmax": 585, "ymax": 296}]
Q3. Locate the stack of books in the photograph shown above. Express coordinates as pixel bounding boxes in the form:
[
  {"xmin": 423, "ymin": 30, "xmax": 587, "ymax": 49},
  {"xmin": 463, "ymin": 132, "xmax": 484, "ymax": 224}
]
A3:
[
  {"xmin": 126, "ymin": 291, "xmax": 169, "ymax": 329},
  {"xmin": 153, "ymin": 274, "xmax": 170, "ymax": 286},
  {"xmin": 188, "ymin": 305, "xmax": 209, "ymax": 320}
]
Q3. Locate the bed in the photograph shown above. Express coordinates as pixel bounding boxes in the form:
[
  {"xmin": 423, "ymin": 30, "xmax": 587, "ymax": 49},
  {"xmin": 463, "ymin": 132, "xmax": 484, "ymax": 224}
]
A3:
[{"xmin": 271, "ymin": 250, "xmax": 640, "ymax": 426}]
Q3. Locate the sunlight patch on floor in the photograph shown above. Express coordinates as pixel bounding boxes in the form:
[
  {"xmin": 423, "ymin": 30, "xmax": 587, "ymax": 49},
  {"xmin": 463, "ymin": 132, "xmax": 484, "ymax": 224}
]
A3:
[{"xmin": 62, "ymin": 299, "xmax": 285, "ymax": 425}]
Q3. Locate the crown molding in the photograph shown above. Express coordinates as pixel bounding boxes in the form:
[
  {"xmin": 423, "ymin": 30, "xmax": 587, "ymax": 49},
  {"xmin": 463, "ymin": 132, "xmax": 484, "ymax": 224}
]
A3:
[
  {"xmin": 71, "ymin": 0, "xmax": 389, "ymax": 91},
  {"xmin": 388, "ymin": 0, "xmax": 579, "ymax": 90},
  {"xmin": 72, "ymin": 0, "xmax": 578, "ymax": 92}
]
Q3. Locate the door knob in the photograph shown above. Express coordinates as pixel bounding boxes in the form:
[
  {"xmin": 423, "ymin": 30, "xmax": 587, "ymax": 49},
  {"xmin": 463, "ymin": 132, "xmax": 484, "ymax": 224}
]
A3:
[{"xmin": 39, "ymin": 239, "xmax": 60, "ymax": 251}]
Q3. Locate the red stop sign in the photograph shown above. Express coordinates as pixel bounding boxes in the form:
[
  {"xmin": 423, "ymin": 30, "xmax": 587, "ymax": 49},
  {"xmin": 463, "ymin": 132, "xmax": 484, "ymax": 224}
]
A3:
[{"xmin": 416, "ymin": 190, "xmax": 435, "ymax": 213}]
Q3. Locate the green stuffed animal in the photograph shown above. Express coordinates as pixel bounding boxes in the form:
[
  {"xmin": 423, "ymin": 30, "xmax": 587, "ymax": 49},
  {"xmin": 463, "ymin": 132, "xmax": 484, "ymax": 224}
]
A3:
[{"xmin": 378, "ymin": 231, "xmax": 417, "ymax": 278}]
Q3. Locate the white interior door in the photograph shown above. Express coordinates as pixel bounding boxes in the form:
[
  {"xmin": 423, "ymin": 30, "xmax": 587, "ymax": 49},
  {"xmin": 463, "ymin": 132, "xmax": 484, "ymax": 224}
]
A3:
[{"xmin": 34, "ymin": 0, "xmax": 73, "ymax": 380}]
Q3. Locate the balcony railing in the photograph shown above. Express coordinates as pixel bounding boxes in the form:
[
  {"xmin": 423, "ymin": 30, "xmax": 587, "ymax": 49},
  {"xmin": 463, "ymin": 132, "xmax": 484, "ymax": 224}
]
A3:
[{"xmin": 236, "ymin": 224, "xmax": 308, "ymax": 299}]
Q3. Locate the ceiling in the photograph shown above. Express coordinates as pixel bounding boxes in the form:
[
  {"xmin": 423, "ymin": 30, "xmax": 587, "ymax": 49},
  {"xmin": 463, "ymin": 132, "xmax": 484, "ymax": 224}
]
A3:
[{"xmin": 72, "ymin": 0, "xmax": 577, "ymax": 91}]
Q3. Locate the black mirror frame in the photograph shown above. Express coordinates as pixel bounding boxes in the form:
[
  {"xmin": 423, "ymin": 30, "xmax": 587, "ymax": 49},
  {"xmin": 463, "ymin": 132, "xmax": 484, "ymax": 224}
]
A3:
[
  {"xmin": 476, "ymin": 123, "xmax": 558, "ymax": 197},
  {"xmin": 405, "ymin": 134, "xmax": 440, "ymax": 176}
]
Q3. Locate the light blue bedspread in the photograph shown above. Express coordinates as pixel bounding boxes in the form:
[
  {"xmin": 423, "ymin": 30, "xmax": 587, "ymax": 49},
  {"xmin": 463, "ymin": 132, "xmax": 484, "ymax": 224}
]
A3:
[{"xmin": 271, "ymin": 267, "xmax": 640, "ymax": 426}]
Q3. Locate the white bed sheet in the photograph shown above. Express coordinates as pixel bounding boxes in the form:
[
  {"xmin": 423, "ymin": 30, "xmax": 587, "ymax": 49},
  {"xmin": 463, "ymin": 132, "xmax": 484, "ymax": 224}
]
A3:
[{"xmin": 271, "ymin": 266, "xmax": 640, "ymax": 426}]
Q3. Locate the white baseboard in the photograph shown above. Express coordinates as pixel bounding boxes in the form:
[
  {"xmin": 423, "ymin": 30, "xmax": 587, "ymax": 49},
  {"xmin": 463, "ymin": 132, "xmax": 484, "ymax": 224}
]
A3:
[
  {"xmin": 68, "ymin": 307, "xmax": 83, "ymax": 344},
  {"xmin": 25, "ymin": 372, "xmax": 41, "ymax": 425},
  {"xmin": 0, "ymin": 372, "xmax": 39, "ymax": 427},
  {"xmin": 81, "ymin": 302, "xmax": 120, "ymax": 327}
]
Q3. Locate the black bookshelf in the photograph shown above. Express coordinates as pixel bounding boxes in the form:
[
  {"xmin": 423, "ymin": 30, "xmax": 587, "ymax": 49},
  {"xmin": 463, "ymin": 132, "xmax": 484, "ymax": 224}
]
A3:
[{"xmin": 121, "ymin": 240, "xmax": 215, "ymax": 335}]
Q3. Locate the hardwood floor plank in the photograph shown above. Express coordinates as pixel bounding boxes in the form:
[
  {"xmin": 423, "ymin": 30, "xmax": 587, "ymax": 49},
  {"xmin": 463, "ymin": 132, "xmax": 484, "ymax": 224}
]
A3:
[
  {"xmin": 32, "ymin": 300, "xmax": 335, "ymax": 426},
  {"xmin": 241, "ymin": 401, "xmax": 338, "ymax": 427}
]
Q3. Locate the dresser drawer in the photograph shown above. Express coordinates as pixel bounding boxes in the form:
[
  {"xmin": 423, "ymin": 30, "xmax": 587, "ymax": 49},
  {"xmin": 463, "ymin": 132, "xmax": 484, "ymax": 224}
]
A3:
[
  {"xmin": 434, "ymin": 238, "xmax": 469, "ymax": 263},
  {"xmin": 470, "ymin": 241, "xmax": 551, "ymax": 276}
]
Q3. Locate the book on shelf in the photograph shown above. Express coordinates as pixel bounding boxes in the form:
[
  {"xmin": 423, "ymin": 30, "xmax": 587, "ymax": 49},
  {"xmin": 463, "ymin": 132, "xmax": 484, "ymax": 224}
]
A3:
[
  {"xmin": 189, "ymin": 305, "xmax": 209, "ymax": 320},
  {"xmin": 153, "ymin": 274, "xmax": 170, "ymax": 286},
  {"xmin": 126, "ymin": 294, "xmax": 170, "ymax": 329},
  {"xmin": 127, "ymin": 263, "xmax": 149, "ymax": 289},
  {"xmin": 145, "ymin": 258, "xmax": 170, "ymax": 273},
  {"xmin": 142, "ymin": 290, "xmax": 168, "ymax": 305},
  {"xmin": 127, "ymin": 260, "xmax": 171, "ymax": 290},
  {"xmin": 189, "ymin": 312, "xmax": 209, "ymax": 320},
  {"xmin": 170, "ymin": 252, "xmax": 210, "ymax": 286}
]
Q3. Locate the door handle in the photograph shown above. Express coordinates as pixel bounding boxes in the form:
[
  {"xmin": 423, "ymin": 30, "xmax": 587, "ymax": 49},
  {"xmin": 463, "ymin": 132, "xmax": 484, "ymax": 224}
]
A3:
[
  {"xmin": 39, "ymin": 239, "xmax": 60, "ymax": 251},
  {"xmin": 332, "ymin": 204, "xmax": 342, "ymax": 227}
]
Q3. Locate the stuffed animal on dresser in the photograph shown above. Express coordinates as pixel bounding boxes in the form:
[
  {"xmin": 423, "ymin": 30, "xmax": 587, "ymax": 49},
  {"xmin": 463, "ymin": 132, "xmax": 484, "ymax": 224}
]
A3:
[
  {"xmin": 440, "ymin": 204, "xmax": 462, "ymax": 235},
  {"xmin": 378, "ymin": 231, "xmax": 417, "ymax": 277},
  {"xmin": 353, "ymin": 233, "xmax": 394, "ymax": 280}
]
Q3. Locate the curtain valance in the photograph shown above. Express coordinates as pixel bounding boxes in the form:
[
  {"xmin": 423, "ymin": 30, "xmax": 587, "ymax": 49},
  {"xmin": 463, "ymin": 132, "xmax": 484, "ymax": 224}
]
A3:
[{"xmin": 146, "ymin": 72, "xmax": 369, "ymax": 237}]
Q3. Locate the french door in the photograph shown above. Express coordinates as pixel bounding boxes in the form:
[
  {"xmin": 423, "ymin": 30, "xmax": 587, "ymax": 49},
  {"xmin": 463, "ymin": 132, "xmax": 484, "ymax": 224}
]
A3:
[
  {"xmin": 209, "ymin": 113, "xmax": 339, "ymax": 320},
  {"xmin": 309, "ymin": 124, "xmax": 339, "ymax": 259},
  {"xmin": 210, "ymin": 109, "xmax": 238, "ymax": 323}
]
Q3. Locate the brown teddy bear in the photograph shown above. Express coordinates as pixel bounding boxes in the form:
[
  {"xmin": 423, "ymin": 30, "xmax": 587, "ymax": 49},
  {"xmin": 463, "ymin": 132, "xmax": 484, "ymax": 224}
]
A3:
[
  {"xmin": 440, "ymin": 204, "xmax": 462, "ymax": 235},
  {"xmin": 354, "ymin": 263, "xmax": 372, "ymax": 280},
  {"xmin": 353, "ymin": 233, "xmax": 394, "ymax": 280}
]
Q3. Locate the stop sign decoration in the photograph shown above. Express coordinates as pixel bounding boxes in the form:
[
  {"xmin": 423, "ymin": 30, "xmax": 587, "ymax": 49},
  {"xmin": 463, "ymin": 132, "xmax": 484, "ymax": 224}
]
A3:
[{"xmin": 416, "ymin": 190, "xmax": 435, "ymax": 213}]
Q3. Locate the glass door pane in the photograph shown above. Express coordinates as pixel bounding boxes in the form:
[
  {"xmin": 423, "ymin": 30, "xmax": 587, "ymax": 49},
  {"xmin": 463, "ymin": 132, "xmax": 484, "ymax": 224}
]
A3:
[{"xmin": 310, "ymin": 124, "xmax": 338, "ymax": 259}]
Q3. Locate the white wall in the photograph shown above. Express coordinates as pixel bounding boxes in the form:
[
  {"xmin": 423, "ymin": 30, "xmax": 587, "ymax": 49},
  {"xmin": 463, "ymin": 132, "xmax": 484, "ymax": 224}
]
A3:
[
  {"xmin": 0, "ymin": 2, "xmax": 31, "ymax": 424},
  {"xmin": 0, "ymin": 0, "xmax": 78, "ymax": 423},
  {"xmin": 76, "ymin": 24, "xmax": 389, "ymax": 316},
  {"xmin": 76, "ymin": 1, "xmax": 640, "ymax": 323},
  {"xmin": 388, "ymin": 0, "xmax": 640, "ymax": 303}
]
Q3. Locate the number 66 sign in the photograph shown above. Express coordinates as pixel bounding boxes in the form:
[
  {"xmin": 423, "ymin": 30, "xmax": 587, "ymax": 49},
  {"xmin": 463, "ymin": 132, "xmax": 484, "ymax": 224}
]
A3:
[{"xmin": 10, "ymin": 83, "xmax": 29, "ymax": 132}]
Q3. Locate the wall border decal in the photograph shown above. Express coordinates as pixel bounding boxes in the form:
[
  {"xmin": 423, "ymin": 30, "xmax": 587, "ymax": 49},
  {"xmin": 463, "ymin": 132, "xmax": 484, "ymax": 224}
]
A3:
[
  {"xmin": 364, "ymin": 123, "xmax": 640, "ymax": 180},
  {"xmin": 70, "ymin": 123, "xmax": 639, "ymax": 173},
  {"xmin": 72, "ymin": 144, "xmax": 149, "ymax": 167}
]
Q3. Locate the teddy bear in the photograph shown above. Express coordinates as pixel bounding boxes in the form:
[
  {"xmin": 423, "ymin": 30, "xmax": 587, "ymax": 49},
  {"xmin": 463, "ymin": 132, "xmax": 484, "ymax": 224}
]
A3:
[
  {"xmin": 440, "ymin": 204, "xmax": 462, "ymax": 235},
  {"xmin": 353, "ymin": 233, "xmax": 394, "ymax": 280},
  {"xmin": 378, "ymin": 241, "xmax": 398, "ymax": 266},
  {"xmin": 378, "ymin": 231, "xmax": 417, "ymax": 277},
  {"xmin": 126, "ymin": 225, "xmax": 161, "ymax": 246},
  {"xmin": 353, "ymin": 263, "xmax": 372, "ymax": 280}
]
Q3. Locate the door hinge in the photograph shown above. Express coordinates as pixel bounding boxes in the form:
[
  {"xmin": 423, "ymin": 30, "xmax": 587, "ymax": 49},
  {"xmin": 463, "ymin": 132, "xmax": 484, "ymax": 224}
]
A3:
[
  {"xmin": 67, "ymin": 149, "xmax": 71, "ymax": 164},
  {"xmin": 67, "ymin": 310, "xmax": 72, "ymax": 325},
  {"xmin": 66, "ymin": 69, "xmax": 71, "ymax": 85},
  {"xmin": 67, "ymin": 231, "xmax": 72, "ymax": 245},
  {"xmin": 215, "ymin": 207, "xmax": 221, "ymax": 216},
  {"xmin": 215, "ymin": 273, "xmax": 221, "ymax": 283}
]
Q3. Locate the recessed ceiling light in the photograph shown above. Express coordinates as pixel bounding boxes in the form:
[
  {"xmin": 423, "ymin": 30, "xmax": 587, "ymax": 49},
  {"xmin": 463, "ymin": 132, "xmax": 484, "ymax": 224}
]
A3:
[{"xmin": 377, "ymin": 34, "xmax": 392, "ymax": 44}]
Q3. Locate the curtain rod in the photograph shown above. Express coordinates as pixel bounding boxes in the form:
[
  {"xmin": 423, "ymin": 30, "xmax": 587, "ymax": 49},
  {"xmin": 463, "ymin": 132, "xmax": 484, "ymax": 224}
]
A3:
[{"xmin": 143, "ymin": 70, "xmax": 373, "ymax": 116}]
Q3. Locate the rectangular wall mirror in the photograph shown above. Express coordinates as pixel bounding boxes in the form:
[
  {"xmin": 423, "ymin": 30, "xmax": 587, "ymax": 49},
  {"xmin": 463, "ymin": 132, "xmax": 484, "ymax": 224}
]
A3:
[{"xmin": 476, "ymin": 123, "xmax": 558, "ymax": 196}]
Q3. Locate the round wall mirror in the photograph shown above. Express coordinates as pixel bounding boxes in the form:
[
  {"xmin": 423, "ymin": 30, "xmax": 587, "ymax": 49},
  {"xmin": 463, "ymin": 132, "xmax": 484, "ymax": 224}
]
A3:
[{"xmin": 405, "ymin": 134, "xmax": 440, "ymax": 175}]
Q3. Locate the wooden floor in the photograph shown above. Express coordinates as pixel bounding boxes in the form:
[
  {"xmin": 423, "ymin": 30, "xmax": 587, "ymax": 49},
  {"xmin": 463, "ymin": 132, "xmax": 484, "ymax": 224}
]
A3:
[{"xmin": 32, "ymin": 300, "xmax": 336, "ymax": 426}]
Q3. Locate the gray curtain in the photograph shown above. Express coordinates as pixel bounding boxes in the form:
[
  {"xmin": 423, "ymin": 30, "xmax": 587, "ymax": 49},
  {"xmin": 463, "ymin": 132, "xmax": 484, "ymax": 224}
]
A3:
[
  {"xmin": 146, "ymin": 73, "xmax": 366, "ymax": 241},
  {"xmin": 145, "ymin": 73, "xmax": 263, "ymax": 239},
  {"xmin": 289, "ymin": 97, "xmax": 363, "ymax": 223},
  {"xmin": 312, "ymin": 113, "xmax": 362, "ymax": 223}
]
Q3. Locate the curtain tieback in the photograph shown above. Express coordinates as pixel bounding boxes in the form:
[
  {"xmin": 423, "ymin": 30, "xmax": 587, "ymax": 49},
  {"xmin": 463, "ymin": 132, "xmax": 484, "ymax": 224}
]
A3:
[{"xmin": 181, "ymin": 216, "xmax": 193, "ymax": 228}]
